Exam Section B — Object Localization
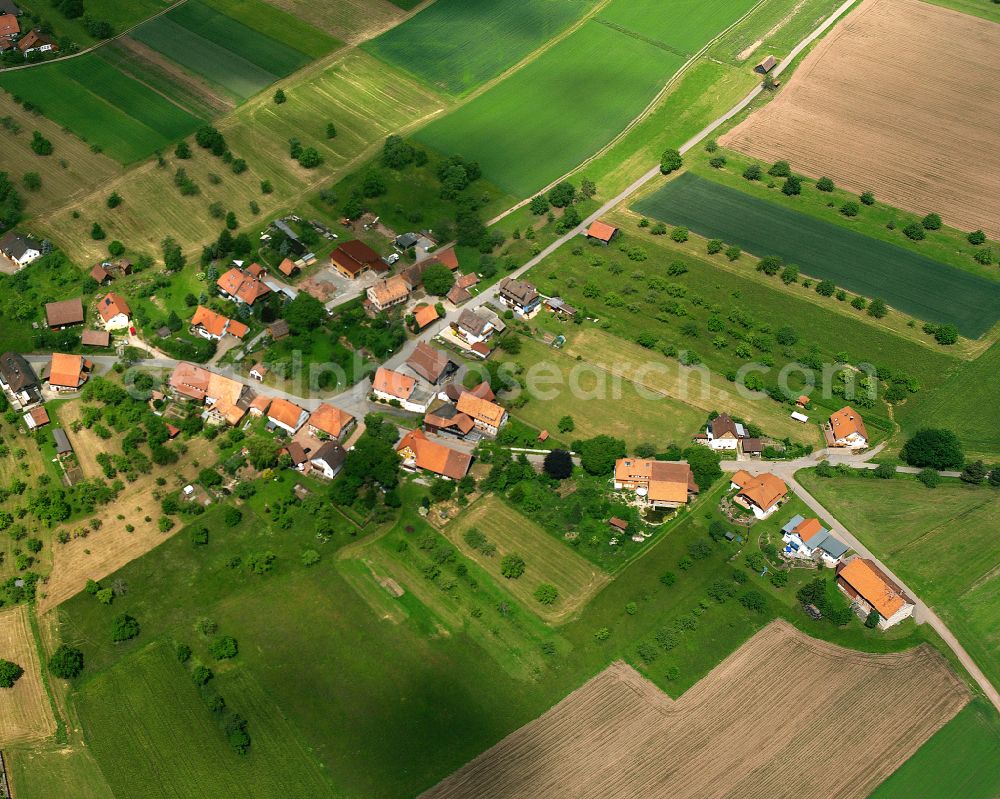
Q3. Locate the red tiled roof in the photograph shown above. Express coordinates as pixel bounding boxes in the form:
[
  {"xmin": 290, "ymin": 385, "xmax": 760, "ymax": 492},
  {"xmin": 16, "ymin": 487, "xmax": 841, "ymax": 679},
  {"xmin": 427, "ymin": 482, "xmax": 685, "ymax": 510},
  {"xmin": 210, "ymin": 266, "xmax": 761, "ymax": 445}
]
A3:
[
  {"xmin": 396, "ymin": 428, "xmax": 472, "ymax": 480},
  {"xmin": 587, "ymin": 220, "xmax": 618, "ymax": 242}
]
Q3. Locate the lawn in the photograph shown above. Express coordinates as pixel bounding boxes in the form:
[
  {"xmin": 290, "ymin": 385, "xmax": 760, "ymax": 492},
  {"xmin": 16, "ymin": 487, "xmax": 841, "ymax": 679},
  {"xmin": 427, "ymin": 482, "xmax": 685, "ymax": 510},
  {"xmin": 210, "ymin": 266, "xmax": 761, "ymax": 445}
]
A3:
[
  {"xmin": 363, "ymin": 0, "xmax": 596, "ymax": 95},
  {"xmin": 416, "ymin": 19, "xmax": 685, "ymax": 197},
  {"xmin": 495, "ymin": 335, "xmax": 708, "ymax": 450},
  {"xmin": 895, "ymin": 339, "xmax": 1000, "ymax": 460},
  {"xmin": 0, "ymin": 58, "xmax": 206, "ymax": 164},
  {"xmin": 445, "ymin": 495, "xmax": 608, "ymax": 623},
  {"xmin": 797, "ymin": 471, "xmax": 1000, "ymax": 694},
  {"xmin": 198, "ymin": 0, "xmax": 343, "ymax": 58},
  {"xmin": 634, "ymin": 172, "xmax": 1000, "ymax": 338},
  {"xmin": 869, "ymin": 699, "xmax": 1000, "ymax": 799}
]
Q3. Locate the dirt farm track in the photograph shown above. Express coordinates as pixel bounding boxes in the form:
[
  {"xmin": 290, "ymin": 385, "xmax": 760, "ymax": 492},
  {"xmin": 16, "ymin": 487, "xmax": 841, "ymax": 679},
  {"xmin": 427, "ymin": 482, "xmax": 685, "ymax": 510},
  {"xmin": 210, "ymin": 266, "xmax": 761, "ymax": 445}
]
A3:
[
  {"xmin": 721, "ymin": 0, "xmax": 1000, "ymax": 239},
  {"xmin": 422, "ymin": 621, "xmax": 968, "ymax": 799}
]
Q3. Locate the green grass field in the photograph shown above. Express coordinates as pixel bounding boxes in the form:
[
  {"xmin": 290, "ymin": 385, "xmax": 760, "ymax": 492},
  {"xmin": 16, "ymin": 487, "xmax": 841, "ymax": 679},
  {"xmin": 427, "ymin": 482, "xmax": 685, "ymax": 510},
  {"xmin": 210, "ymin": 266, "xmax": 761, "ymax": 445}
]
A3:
[
  {"xmin": 417, "ymin": 19, "xmax": 685, "ymax": 196},
  {"xmin": 363, "ymin": 0, "xmax": 595, "ymax": 95},
  {"xmin": 869, "ymin": 699, "xmax": 1000, "ymax": 799},
  {"xmin": 797, "ymin": 472, "xmax": 1000, "ymax": 693},
  {"xmin": 22, "ymin": 0, "xmax": 171, "ymax": 47},
  {"xmin": 130, "ymin": 0, "xmax": 320, "ymax": 101},
  {"xmin": 596, "ymin": 0, "xmax": 754, "ymax": 54},
  {"xmin": 0, "ymin": 58, "xmax": 206, "ymax": 164},
  {"xmin": 895, "ymin": 339, "xmax": 1000, "ymax": 459},
  {"xmin": 199, "ymin": 0, "xmax": 343, "ymax": 57},
  {"xmin": 634, "ymin": 173, "xmax": 1000, "ymax": 338}
]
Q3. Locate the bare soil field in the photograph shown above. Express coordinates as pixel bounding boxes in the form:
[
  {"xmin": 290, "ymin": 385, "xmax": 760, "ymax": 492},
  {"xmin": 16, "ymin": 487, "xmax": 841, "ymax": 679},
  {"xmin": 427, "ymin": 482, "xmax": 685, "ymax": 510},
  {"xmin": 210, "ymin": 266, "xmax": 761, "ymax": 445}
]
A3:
[
  {"xmin": 0, "ymin": 606, "xmax": 57, "ymax": 747},
  {"xmin": 721, "ymin": 0, "xmax": 1000, "ymax": 238},
  {"xmin": 37, "ymin": 435, "xmax": 214, "ymax": 613},
  {"xmin": 422, "ymin": 620, "xmax": 968, "ymax": 799},
  {"xmin": 263, "ymin": 0, "xmax": 405, "ymax": 43}
]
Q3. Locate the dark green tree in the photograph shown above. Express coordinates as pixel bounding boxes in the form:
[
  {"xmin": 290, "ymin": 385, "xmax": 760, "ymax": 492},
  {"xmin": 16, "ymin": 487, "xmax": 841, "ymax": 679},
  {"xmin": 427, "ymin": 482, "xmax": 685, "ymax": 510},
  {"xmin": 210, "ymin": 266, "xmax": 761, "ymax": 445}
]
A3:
[{"xmin": 900, "ymin": 429, "xmax": 964, "ymax": 470}]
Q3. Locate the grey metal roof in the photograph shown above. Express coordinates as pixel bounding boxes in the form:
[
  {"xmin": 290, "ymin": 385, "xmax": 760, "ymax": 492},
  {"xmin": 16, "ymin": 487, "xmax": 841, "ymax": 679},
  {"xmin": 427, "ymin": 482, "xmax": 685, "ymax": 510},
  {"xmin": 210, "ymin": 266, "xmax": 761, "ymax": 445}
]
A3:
[
  {"xmin": 813, "ymin": 531, "xmax": 849, "ymax": 558},
  {"xmin": 53, "ymin": 428, "xmax": 72, "ymax": 453},
  {"xmin": 781, "ymin": 514, "xmax": 805, "ymax": 534}
]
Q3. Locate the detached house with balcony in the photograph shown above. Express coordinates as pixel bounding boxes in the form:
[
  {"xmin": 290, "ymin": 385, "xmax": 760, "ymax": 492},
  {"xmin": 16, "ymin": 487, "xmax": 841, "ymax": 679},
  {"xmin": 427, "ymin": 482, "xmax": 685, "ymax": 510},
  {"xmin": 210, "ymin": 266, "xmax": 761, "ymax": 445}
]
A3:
[
  {"xmin": 366, "ymin": 275, "xmax": 409, "ymax": 313},
  {"xmin": 217, "ymin": 266, "xmax": 271, "ymax": 306},
  {"xmin": 780, "ymin": 515, "xmax": 849, "ymax": 566},
  {"xmin": 731, "ymin": 470, "xmax": 787, "ymax": 519},
  {"xmin": 455, "ymin": 391, "xmax": 507, "ymax": 437},
  {"xmin": 190, "ymin": 306, "xmax": 249, "ymax": 341},
  {"xmin": 97, "ymin": 293, "xmax": 131, "ymax": 331},
  {"xmin": 372, "ymin": 366, "xmax": 432, "ymax": 413},
  {"xmin": 497, "ymin": 277, "xmax": 541, "ymax": 317},
  {"xmin": 828, "ymin": 406, "xmax": 868, "ymax": 449}
]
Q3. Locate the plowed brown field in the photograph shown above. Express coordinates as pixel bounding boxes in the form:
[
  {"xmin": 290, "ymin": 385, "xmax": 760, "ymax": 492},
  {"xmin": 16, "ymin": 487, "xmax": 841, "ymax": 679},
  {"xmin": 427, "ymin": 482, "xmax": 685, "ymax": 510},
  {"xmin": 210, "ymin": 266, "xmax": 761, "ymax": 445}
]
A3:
[
  {"xmin": 0, "ymin": 606, "xmax": 56, "ymax": 747},
  {"xmin": 721, "ymin": 0, "xmax": 1000, "ymax": 238},
  {"xmin": 422, "ymin": 621, "xmax": 968, "ymax": 799}
]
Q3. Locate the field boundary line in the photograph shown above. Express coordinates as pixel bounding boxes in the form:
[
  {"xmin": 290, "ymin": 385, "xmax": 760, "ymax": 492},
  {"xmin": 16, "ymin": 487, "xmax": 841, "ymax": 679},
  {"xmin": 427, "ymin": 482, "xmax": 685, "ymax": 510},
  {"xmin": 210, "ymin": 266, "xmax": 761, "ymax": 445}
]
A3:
[
  {"xmin": 486, "ymin": 0, "xmax": 770, "ymax": 226},
  {"xmin": 27, "ymin": 605, "xmax": 65, "ymax": 744}
]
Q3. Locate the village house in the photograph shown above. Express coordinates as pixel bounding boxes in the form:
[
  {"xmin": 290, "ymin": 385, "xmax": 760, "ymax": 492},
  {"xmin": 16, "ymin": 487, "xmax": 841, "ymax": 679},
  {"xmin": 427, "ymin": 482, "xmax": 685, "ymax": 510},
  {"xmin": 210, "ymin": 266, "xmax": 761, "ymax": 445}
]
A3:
[
  {"xmin": 330, "ymin": 240, "xmax": 382, "ymax": 280},
  {"xmin": 372, "ymin": 366, "xmax": 432, "ymax": 413},
  {"xmin": 169, "ymin": 362, "xmax": 255, "ymax": 426},
  {"xmin": 366, "ymin": 275, "xmax": 409, "ymax": 313},
  {"xmin": 0, "ymin": 1, "xmax": 21, "ymax": 16},
  {"xmin": 424, "ymin": 404, "xmax": 475, "ymax": 439},
  {"xmin": 0, "ymin": 13, "xmax": 19, "ymax": 47},
  {"xmin": 47, "ymin": 353, "xmax": 91, "ymax": 392},
  {"xmin": 452, "ymin": 308, "xmax": 495, "ymax": 347},
  {"xmin": 425, "ymin": 247, "xmax": 460, "ymax": 271},
  {"xmin": 0, "ymin": 231, "xmax": 41, "ymax": 268},
  {"xmin": 780, "ymin": 515, "xmax": 849, "ymax": 566},
  {"xmin": 268, "ymin": 319, "xmax": 290, "ymax": 341},
  {"xmin": 267, "ymin": 398, "xmax": 309, "ymax": 435},
  {"xmin": 278, "ymin": 257, "xmax": 300, "ymax": 277},
  {"xmin": 81, "ymin": 329, "xmax": 111, "ymax": 348},
  {"xmin": 828, "ymin": 406, "xmax": 868, "ymax": 449},
  {"xmin": 248, "ymin": 394, "xmax": 271, "ymax": 417},
  {"xmin": 306, "ymin": 402, "xmax": 355, "ymax": 441},
  {"xmin": 309, "ymin": 440, "xmax": 347, "ymax": 479},
  {"xmin": 836, "ymin": 557, "xmax": 915, "ymax": 629},
  {"xmin": 585, "ymin": 220, "xmax": 619, "ymax": 245},
  {"xmin": 412, "ymin": 304, "xmax": 439, "ymax": 330},
  {"xmin": 613, "ymin": 458, "xmax": 699, "ymax": 509},
  {"xmin": 44, "ymin": 298, "xmax": 84, "ymax": 329},
  {"xmin": 190, "ymin": 306, "xmax": 249, "ymax": 341},
  {"xmin": 699, "ymin": 413, "xmax": 747, "ymax": 451},
  {"xmin": 543, "ymin": 296, "xmax": 577, "ymax": 317},
  {"xmin": 248, "ymin": 363, "xmax": 266, "ymax": 382},
  {"xmin": 282, "ymin": 441, "xmax": 311, "ymax": 471},
  {"xmin": 439, "ymin": 380, "xmax": 494, "ymax": 404},
  {"xmin": 53, "ymin": 427, "xmax": 73, "ymax": 457},
  {"xmin": 406, "ymin": 341, "xmax": 456, "ymax": 385},
  {"xmin": 396, "ymin": 428, "xmax": 472, "ymax": 481},
  {"xmin": 90, "ymin": 263, "xmax": 111, "ymax": 285},
  {"xmin": 730, "ymin": 470, "xmax": 788, "ymax": 519},
  {"xmin": 0, "ymin": 351, "xmax": 40, "ymax": 406},
  {"xmin": 497, "ymin": 277, "xmax": 541, "ymax": 317},
  {"xmin": 17, "ymin": 28, "xmax": 57, "ymax": 54},
  {"xmin": 756, "ymin": 54, "xmax": 777, "ymax": 74},
  {"xmin": 455, "ymin": 391, "xmax": 507, "ymax": 437},
  {"xmin": 217, "ymin": 266, "xmax": 271, "ymax": 306},
  {"xmin": 96, "ymin": 292, "xmax": 131, "ymax": 331},
  {"xmin": 446, "ymin": 272, "xmax": 479, "ymax": 306}
]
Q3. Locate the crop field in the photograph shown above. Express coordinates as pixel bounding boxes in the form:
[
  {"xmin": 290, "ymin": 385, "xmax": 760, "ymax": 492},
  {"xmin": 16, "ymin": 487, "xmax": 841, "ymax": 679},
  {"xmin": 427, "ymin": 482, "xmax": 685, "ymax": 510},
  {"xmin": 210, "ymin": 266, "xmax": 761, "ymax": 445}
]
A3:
[
  {"xmin": 721, "ymin": 0, "xmax": 1000, "ymax": 239},
  {"xmin": 797, "ymin": 472, "xmax": 1000, "ymax": 694},
  {"xmin": 869, "ymin": 699, "xmax": 1000, "ymax": 799},
  {"xmin": 0, "ymin": 606, "xmax": 56, "ymax": 747},
  {"xmin": 254, "ymin": 0, "xmax": 405, "ymax": 42},
  {"xmin": 496, "ymin": 335, "xmax": 707, "ymax": 449},
  {"xmin": 634, "ymin": 173, "xmax": 1000, "ymax": 338},
  {"xmin": 422, "ymin": 620, "xmax": 968, "ymax": 799},
  {"xmin": 364, "ymin": 0, "xmax": 596, "ymax": 95},
  {"xmin": 75, "ymin": 641, "xmax": 338, "ymax": 798},
  {"xmin": 445, "ymin": 495, "xmax": 608, "ymax": 624},
  {"xmin": 39, "ymin": 52, "xmax": 442, "ymax": 260},
  {"xmin": 0, "ymin": 57, "xmax": 206, "ymax": 165},
  {"xmin": 7, "ymin": 739, "xmax": 115, "ymax": 799},
  {"xmin": 895, "ymin": 340, "xmax": 1000, "ymax": 459},
  {"xmin": 198, "ymin": 0, "xmax": 344, "ymax": 56},
  {"xmin": 596, "ymin": 0, "xmax": 756, "ymax": 55},
  {"xmin": 130, "ymin": 0, "xmax": 327, "ymax": 101}
]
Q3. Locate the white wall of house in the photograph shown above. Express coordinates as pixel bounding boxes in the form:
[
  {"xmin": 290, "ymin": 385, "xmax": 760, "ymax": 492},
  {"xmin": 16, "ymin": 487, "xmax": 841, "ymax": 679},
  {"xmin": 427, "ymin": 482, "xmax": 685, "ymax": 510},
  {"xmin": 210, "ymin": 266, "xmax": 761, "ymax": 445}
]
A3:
[
  {"xmin": 879, "ymin": 603, "xmax": 915, "ymax": 629},
  {"xmin": 835, "ymin": 432, "xmax": 867, "ymax": 448},
  {"xmin": 269, "ymin": 410, "xmax": 309, "ymax": 435},
  {"xmin": 102, "ymin": 313, "xmax": 130, "ymax": 331},
  {"xmin": 709, "ymin": 434, "xmax": 739, "ymax": 451},
  {"xmin": 310, "ymin": 458, "xmax": 342, "ymax": 480}
]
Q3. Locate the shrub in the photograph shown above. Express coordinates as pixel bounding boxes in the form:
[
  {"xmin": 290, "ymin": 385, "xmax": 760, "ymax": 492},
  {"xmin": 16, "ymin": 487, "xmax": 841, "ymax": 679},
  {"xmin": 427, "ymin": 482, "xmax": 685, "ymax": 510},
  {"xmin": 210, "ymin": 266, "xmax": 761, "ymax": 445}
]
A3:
[
  {"xmin": 223, "ymin": 507, "xmax": 242, "ymax": 527},
  {"xmin": 191, "ymin": 527, "xmax": 209, "ymax": 546},
  {"xmin": 902, "ymin": 222, "xmax": 925, "ymax": 241},
  {"xmin": 816, "ymin": 176, "xmax": 834, "ymax": 192},
  {"xmin": 192, "ymin": 665, "xmax": 213, "ymax": 686},
  {"xmin": 840, "ymin": 201, "xmax": 859, "ymax": 217},
  {"xmin": 670, "ymin": 226, "xmax": 688, "ymax": 242},
  {"xmin": 273, "ymin": 89, "xmax": 286, "ymax": 104},
  {"xmin": 111, "ymin": 614, "xmax": 140, "ymax": 642},
  {"xmin": 706, "ymin": 239, "xmax": 723, "ymax": 254},
  {"xmin": 724, "ymin": 245, "xmax": 741, "ymax": 261},
  {"xmin": 974, "ymin": 248, "xmax": 994, "ymax": 266},
  {"xmin": 0, "ymin": 659, "xmax": 24, "ymax": 688},
  {"xmin": 916, "ymin": 468, "xmax": 942, "ymax": 488},
  {"xmin": 767, "ymin": 160, "xmax": 790, "ymax": 177},
  {"xmin": 867, "ymin": 298, "xmax": 888, "ymax": 318},
  {"xmin": 851, "ymin": 296, "xmax": 867, "ymax": 310},
  {"xmin": 738, "ymin": 589, "xmax": 767, "ymax": 613},
  {"xmin": 743, "ymin": 163, "xmax": 762, "ymax": 181},
  {"xmin": 594, "ymin": 627, "xmax": 611, "ymax": 641},
  {"xmin": 176, "ymin": 643, "xmax": 192, "ymax": 663},
  {"xmin": 967, "ymin": 229, "xmax": 986, "ymax": 245},
  {"xmin": 209, "ymin": 635, "xmax": 238, "ymax": 660},
  {"xmin": 859, "ymin": 191, "xmax": 875, "ymax": 205},
  {"xmin": 709, "ymin": 155, "xmax": 726, "ymax": 169},
  {"xmin": 301, "ymin": 549, "xmax": 320, "ymax": 567},
  {"xmin": 960, "ymin": 460, "xmax": 988, "ymax": 485},
  {"xmin": 534, "ymin": 584, "xmax": 559, "ymax": 605},
  {"xmin": 247, "ymin": 550, "xmax": 276, "ymax": 574},
  {"xmin": 922, "ymin": 212, "xmax": 942, "ymax": 230},
  {"xmin": 781, "ymin": 175, "xmax": 801, "ymax": 195},
  {"xmin": 659, "ymin": 571, "xmax": 677, "ymax": 587},
  {"xmin": 873, "ymin": 462, "xmax": 896, "ymax": 479},
  {"xmin": 500, "ymin": 554, "xmax": 525, "ymax": 579},
  {"xmin": 660, "ymin": 148, "xmax": 682, "ymax": 174},
  {"xmin": 49, "ymin": 645, "xmax": 84, "ymax": 679},
  {"xmin": 934, "ymin": 324, "xmax": 958, "ymax": 345}
]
